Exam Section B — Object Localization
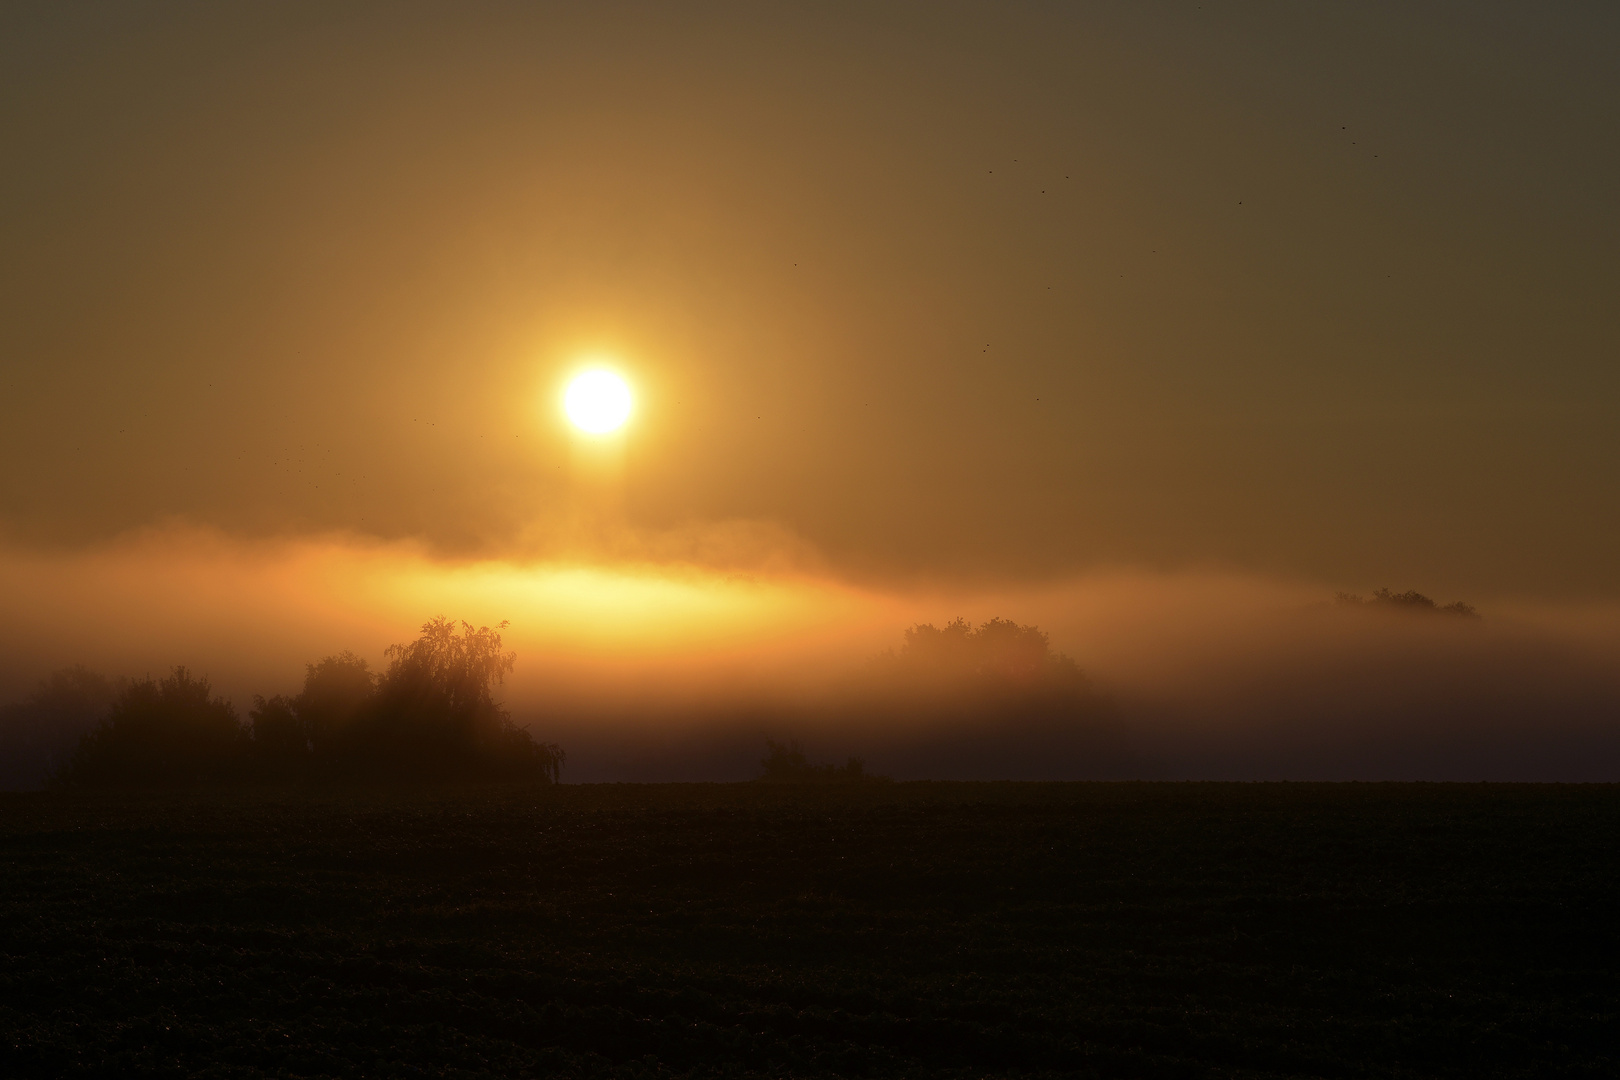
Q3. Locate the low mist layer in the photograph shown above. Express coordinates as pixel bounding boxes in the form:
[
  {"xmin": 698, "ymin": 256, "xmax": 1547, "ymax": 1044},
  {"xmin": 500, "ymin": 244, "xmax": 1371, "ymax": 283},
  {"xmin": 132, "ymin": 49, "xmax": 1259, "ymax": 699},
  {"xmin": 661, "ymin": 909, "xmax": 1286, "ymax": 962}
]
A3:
[{"xmin": 2, "ymin": 528, "xmax": 1618, "ymax": 784}]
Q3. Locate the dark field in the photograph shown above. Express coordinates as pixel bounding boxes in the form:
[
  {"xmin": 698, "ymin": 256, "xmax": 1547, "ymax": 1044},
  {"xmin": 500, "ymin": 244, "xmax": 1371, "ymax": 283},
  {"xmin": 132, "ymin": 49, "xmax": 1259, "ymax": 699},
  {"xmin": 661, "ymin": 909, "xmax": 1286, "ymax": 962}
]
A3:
[{"xmin": 1, "ymin": 784, "xmax": 1615, "ymax": 1078}]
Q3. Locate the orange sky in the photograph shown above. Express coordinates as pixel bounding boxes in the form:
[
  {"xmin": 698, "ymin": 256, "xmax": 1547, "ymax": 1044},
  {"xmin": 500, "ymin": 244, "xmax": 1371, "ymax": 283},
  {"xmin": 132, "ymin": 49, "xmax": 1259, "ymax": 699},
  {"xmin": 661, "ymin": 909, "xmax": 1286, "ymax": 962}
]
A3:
[{"xmin": 2, "ymin": 2, "xmax": 1616, "ymax": 601}]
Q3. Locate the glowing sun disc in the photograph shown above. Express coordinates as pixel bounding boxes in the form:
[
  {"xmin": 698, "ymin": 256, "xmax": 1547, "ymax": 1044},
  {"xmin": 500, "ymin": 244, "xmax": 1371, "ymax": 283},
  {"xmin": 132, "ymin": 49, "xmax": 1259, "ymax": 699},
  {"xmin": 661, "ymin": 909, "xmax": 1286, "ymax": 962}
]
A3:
[{"xmin": 564, "ymin": 371, "xmax": 632, "ymax": 433}]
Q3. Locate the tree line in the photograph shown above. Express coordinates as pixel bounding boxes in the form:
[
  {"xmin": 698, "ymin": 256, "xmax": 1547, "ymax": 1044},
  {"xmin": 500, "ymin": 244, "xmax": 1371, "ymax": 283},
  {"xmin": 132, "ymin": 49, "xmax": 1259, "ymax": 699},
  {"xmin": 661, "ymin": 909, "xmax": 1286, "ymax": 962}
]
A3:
[
  {"xmin": 1335, "ymin": 588, "xmax": 1480, "ymax": 618},
  {"xmin": 47, "ymin": 617, "xmax": 563, "ymax": 787}
]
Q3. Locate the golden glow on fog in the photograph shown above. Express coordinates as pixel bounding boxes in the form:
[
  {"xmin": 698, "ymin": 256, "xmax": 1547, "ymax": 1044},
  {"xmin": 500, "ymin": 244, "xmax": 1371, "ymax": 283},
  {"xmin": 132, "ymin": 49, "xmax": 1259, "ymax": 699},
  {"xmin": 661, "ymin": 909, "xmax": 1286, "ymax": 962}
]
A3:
[
  {"xmin": 0, "ymin": 528, "xmax": 907, "ymax": 687},
  {"xmin": 564, "ymin": 371, "xmax": 633, "ymax": 434}
]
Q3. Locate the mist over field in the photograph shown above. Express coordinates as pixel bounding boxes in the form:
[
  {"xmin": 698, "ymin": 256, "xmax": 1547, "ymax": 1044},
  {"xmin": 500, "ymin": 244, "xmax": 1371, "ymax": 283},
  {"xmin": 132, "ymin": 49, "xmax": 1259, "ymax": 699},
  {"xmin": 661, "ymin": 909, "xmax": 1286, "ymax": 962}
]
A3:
[{"xmin": 3, "ymin": 528, "xmax": 1616, "ymax": 785}]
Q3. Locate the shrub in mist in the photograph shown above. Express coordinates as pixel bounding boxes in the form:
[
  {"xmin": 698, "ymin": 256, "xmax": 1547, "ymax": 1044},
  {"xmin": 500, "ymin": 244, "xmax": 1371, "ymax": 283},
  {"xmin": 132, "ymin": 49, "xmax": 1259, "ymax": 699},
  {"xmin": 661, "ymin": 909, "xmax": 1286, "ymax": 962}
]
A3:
[
  {"xmin": 58, "ymin": 667, "xmax": 244, "ymax": 787},
  {"xmin": 0, "ymin": 666, "xmax": 119, "ymax": 790},
  {"xmin": 756, "ymin": 738, "xmax": 885, "ymax": 783}
]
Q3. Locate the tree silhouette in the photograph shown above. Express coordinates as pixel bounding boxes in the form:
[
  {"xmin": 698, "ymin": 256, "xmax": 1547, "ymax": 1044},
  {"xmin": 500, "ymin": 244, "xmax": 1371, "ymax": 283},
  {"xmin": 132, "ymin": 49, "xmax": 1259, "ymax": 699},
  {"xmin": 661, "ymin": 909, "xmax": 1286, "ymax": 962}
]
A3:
[
  {"xmin": 875, "ymin": 617, "xmax": 1092, "ymax": 695},
  {"xmin": 249, "ymin": 694, "xmax": 307, "ymax": 767},
  {"xmin": 322, "ymin": 617, "xmax": 564, "ymax": 782},
  {"xmin": 850, "ymin": 618, "xmax": 1117, "ymax": 777},
  {"xmin": 59, "ymin": 667, "xmax": 243, "ymax": 787},
  {"xmin": 296, "ymin": 651, "xmax": 374, "ymax": 755},
  {"xmin": 900, "ymin": 615, "xmax": 1088, "ymax": 683},
  {"xmin": 0, "ymin": 666, "xmax": 117, "ymax": 790}
]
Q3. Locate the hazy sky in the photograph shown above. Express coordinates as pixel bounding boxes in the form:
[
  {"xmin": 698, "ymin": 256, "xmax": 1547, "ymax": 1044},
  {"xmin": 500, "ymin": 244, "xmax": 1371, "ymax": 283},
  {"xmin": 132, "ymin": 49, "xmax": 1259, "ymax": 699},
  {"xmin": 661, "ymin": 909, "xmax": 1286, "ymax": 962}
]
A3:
[{"xmin": 4, "ymin": 1, "xmax": 1618, "ymax": 598}]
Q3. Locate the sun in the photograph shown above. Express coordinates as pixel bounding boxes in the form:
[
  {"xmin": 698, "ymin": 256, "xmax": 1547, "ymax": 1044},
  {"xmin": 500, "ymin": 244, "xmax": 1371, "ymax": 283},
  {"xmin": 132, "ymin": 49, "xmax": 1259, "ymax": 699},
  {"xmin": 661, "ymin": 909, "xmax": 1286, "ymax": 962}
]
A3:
[{"xmin": 563, "ymin": 370, "xmax": 633, "ymax": 434}]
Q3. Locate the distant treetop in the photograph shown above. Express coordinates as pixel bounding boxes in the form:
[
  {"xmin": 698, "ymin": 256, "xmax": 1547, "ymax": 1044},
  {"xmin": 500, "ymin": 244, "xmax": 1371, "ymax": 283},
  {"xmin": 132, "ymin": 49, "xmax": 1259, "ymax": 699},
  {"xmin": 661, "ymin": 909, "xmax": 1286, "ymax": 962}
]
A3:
[
  {"xmin": 862, "ymin": 617, "xmax": 1096, "ymax": 715},
  {"xmin": 884, "ymin": 617, "xmax": 1088, "ymax": 686},
  {"xmin": 1335, "ymin": 589, "xmax": 1480, "ymax": 619}
]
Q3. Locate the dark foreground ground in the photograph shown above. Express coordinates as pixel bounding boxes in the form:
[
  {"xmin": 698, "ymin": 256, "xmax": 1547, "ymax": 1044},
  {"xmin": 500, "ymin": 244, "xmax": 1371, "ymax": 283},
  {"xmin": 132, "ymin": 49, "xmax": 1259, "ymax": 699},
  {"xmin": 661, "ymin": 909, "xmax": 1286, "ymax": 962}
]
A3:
[{"xmin": 0, "ymin": 783, "xmax": 1615, "ymax": 1079}]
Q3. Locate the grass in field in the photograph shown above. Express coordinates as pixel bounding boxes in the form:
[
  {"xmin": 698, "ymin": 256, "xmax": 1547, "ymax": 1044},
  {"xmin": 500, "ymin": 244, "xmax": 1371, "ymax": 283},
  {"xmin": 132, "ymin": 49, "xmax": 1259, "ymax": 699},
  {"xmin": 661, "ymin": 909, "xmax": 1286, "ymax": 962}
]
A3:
[{"xmin": 1, "ymin": 782, "xmax": 1616, "ymax": 1078}]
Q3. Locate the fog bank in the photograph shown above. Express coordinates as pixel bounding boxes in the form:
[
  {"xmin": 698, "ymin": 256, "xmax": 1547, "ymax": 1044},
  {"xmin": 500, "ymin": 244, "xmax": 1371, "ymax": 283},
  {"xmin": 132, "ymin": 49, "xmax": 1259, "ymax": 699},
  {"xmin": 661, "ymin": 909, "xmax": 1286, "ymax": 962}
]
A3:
[{"xmin": 2, "ymin": 529, "xmax": 1617, "ymax": 783}]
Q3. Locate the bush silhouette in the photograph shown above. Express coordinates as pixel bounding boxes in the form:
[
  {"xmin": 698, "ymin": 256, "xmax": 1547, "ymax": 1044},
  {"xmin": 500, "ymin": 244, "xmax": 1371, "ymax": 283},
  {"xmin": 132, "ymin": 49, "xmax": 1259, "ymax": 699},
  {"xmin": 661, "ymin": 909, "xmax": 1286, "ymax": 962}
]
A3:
[
  {"xmin": 756, "ymin": 739, "xmax": 883, "ymax": 783},
  {"xmin": 59, "ymin": 667, "xmax": 243, "ymax": 787}
]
